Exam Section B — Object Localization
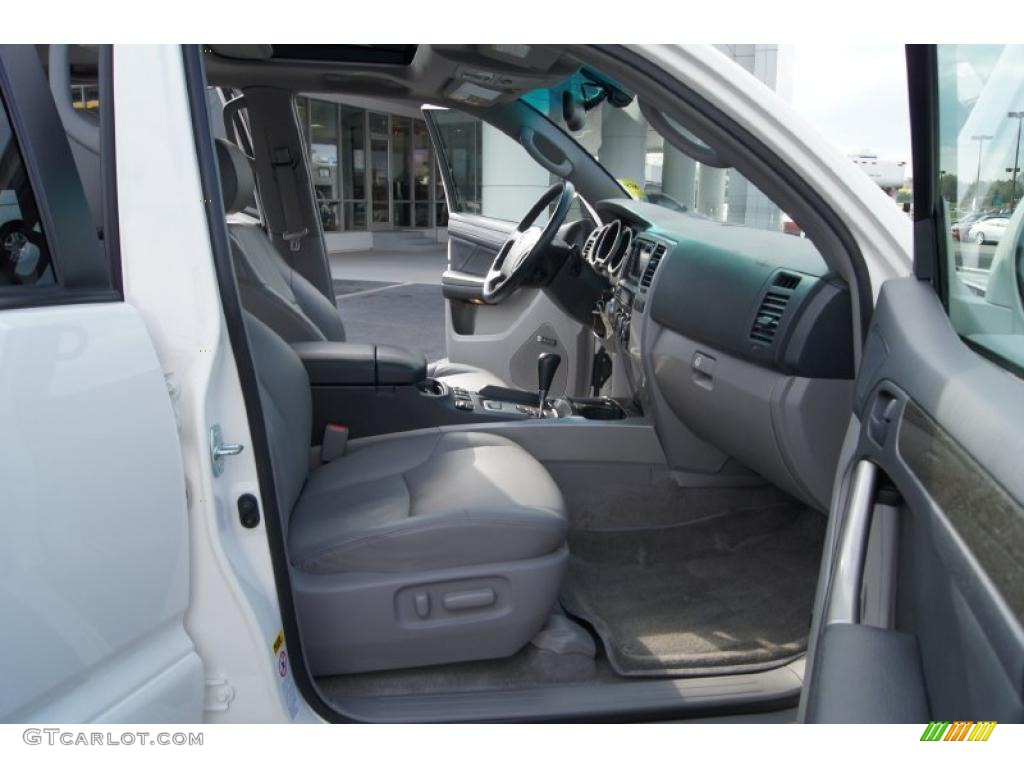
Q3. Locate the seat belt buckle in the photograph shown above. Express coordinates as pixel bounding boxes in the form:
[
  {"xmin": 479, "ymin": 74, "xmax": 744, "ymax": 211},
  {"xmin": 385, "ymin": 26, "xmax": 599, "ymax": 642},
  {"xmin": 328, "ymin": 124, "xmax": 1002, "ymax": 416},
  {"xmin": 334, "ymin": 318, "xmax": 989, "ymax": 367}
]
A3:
[
  {"xmin": 282, "ymin": 228, "xmax": 308, "ymax": 252},
  {"xmin": 321, "ymin": 423, "xmax": 349, "ymax": 462}
]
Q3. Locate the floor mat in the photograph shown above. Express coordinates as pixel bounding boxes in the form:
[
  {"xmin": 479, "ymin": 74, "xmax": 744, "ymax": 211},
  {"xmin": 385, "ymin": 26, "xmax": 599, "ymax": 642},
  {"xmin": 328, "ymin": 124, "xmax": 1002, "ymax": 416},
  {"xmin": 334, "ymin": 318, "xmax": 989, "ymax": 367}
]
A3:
[{"xmin": 561, "ymin": 504, "xmax": 825, "ymax": 677}]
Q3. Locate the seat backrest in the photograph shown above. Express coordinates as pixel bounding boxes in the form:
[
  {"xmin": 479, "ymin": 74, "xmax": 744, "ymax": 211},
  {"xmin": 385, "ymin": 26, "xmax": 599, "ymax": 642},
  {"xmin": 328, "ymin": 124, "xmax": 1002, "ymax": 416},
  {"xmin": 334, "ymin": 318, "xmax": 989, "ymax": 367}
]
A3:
[
  {"xmin": 243, "ymin": 312, "xmax": 312, "ymax": 534},
  {"xmin": 215, "ymin": 138, "xmax": 346, "ymax": 344}
]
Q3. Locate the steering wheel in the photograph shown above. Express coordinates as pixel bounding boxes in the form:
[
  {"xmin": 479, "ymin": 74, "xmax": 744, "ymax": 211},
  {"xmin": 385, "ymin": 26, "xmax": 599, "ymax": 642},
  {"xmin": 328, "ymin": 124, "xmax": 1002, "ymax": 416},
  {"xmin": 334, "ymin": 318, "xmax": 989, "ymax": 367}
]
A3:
[
  {"xmin": 482, "ymin": 180, "xmax": 575, "ymax": 304},
  {"xmin": 0, "ymin": 220, "xmax": 47, "ymax": 285}
]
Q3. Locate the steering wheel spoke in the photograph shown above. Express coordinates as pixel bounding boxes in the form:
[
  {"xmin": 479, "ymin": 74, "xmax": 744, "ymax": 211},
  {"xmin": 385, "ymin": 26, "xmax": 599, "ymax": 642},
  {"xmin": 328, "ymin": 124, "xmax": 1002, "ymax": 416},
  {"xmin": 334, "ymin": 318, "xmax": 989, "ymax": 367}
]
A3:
[
  {"xmin": 480, "ymin": 180, "xmax": 575, "ymax": 304},
  {"xmin": 484, "ymin": 267, "xmax": 506, "ymax": 290}
]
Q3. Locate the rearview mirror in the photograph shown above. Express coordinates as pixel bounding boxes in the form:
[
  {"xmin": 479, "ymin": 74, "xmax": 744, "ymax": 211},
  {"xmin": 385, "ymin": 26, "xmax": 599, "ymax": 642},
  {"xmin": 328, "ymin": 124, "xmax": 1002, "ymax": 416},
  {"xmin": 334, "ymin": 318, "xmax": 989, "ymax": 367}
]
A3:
[
  {"xmin": 562, "ymin": 90, "xmax": 587, "ymax": 132},
  {"xmin": 560, "ymin": 68, "xmax": 635, "ymax": 132},
  {"xmin": 580, "ymin": 67, "xmax": 634, "ymax": 109}
]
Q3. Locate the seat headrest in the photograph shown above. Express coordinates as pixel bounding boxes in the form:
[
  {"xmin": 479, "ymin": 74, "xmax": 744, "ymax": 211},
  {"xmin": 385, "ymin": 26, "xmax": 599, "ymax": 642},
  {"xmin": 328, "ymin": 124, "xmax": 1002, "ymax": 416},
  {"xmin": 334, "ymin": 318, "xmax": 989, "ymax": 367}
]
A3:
[{"xmin": 215, "ymin": 138, "xmax": 256, "ymax": 215}]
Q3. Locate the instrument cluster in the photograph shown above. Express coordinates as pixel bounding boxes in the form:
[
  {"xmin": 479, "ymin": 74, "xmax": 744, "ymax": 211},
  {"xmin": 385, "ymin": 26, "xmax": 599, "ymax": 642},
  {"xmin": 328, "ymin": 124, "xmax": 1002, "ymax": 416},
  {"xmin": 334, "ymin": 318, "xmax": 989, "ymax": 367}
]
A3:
[
  {"xmin": 581, "ymin": 219, "xmax": 635, "ymax": 284},
  {"xmin": 581, "ymin": 219, "xmax": 640, "ymax": 349}
]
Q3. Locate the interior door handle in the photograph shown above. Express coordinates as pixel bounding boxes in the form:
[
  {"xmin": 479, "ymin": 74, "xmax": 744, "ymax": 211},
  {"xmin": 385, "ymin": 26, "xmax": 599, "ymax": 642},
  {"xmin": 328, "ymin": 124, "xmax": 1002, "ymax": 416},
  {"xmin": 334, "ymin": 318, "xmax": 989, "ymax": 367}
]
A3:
[
  {"xmin": 825, "ymin": 460, "xmax": 879, "ymax": 625},
  {"xmin": 867, "ymin": 390, "xmax": 900, "ymax": 445}
]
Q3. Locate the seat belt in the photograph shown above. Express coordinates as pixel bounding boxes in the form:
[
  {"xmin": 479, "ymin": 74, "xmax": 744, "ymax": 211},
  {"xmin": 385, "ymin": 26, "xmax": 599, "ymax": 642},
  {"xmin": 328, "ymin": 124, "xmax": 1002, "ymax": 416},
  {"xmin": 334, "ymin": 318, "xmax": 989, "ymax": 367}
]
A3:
[{"xmin": 270, "ymin": 145, "xmax": 309, "ymax": 254}]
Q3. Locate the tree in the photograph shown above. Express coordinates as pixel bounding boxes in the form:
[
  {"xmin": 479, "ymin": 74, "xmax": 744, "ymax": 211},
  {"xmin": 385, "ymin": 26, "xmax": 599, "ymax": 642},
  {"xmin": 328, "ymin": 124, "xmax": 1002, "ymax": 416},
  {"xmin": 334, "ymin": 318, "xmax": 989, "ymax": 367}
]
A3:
[
  {"xmin": 955, "ymin": 178, "xmax": 1022, "ymax": 212},
  {"xmin": 979, "ymin": 179, "xmax": 1022, "ymax": 210},
  {"xmin": 939, "ymin": 173, "xmax": 958, "ymax": 204}
]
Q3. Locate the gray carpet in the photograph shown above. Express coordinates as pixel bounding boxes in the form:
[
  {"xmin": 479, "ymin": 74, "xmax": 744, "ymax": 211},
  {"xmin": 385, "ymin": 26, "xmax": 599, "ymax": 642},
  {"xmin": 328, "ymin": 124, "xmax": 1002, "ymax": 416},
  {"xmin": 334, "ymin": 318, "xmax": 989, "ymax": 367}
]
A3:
[
  {"xmin": 319, "ymin": 644, "xmax": 607, "ymax": 699},
  {"xmin": 546, "ymin": 462, "xmax": 804, "ymax": 532},
  {"xmin": 561, "ymin": 504, "xmax": 825, "ymax": 677}
]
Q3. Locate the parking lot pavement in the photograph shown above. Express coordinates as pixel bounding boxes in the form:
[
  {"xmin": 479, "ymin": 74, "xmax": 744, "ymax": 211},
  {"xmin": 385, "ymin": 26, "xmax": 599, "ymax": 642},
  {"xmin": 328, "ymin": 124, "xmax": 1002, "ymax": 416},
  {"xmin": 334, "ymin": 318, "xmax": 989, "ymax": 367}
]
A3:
[
  {"xmin": 330, "ymin": 245, "xmax": 449, "ymax": 361},
  {"xmin": 334, "ymin": 279, "xmax": 447, "ymax": 363}
]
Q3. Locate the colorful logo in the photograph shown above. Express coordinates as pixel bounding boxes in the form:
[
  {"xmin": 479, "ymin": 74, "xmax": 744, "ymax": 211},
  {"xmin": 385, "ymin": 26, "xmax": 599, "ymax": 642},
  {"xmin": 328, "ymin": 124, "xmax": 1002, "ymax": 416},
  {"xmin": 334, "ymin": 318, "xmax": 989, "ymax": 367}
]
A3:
[{"xmin": 920, "ymin": 721, "xmax": 997, "ymax": 741}]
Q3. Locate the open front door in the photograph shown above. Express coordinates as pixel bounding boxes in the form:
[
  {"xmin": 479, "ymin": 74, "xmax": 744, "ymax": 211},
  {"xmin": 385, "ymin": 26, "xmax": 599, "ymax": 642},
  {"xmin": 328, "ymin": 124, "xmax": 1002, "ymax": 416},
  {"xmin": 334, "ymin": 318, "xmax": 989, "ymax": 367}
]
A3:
[
  {"xmin": 0, "ymin": 45, "xmax": 202, "ymax": 723},
  {"xmin": 423, "ymin": 105, "xmax": 591, "ymax": 396},
  {"xmin": 801, "ymin": 45, "xmax": 1024, "ymax": 724}
]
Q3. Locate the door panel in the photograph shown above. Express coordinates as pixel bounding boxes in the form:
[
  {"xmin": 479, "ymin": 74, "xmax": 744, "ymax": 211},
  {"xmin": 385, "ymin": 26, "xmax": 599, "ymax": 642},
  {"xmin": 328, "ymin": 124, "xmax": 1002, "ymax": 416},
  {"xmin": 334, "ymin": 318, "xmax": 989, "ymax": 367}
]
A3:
[
  {"xmin": 804, "ymin": 279, "xmax": 1024, "ymax": 722},
  {"xmin": 803, "ymin": 43, "xmax": 1024, "ymax": 723},
  {"xmin": 424, "ymin": 105, "xmax": 593, "ymax": 395},
  {"xmin": 0, "ymin": 304, "xmax": 201, "ymax": 722},
  {"xmin": 442, "ymin": 212, "xmax": 588, "ymax": 395},
  {"xmin": 806, "ymin": 283, "xmax": 1024, "ymax": 723},
  {"xmin": 0, "ymin": 44, "xmax": 202, "ymax": 724},
  {"xmin": 444, "ymin": 212, "xmax": 511, "ymax": 284}
]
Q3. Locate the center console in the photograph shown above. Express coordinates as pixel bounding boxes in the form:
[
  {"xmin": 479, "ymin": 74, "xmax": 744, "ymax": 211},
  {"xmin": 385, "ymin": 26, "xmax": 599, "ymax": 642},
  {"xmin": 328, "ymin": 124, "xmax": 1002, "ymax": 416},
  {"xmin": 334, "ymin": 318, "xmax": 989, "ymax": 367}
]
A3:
[{"xmin": 290, "ymin": 341, "xmax": 635, "ymax": 441}]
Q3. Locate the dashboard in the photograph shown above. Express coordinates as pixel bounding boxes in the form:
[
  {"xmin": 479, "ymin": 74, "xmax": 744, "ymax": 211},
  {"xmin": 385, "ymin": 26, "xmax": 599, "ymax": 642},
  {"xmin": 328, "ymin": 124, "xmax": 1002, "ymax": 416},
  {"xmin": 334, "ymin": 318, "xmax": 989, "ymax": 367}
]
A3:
[
  {"xmin": 578, "ymin": 197, "xmax": 856, "ymax": 511},
  {"xmin": 583, "ymin": 199, "xmax": 854, "ymax": 380}
]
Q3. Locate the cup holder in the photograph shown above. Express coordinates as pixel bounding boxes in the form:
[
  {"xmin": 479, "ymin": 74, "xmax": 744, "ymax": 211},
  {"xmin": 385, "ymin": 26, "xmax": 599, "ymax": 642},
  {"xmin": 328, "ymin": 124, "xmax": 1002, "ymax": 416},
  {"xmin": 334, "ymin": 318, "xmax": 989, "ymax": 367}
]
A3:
[
  {"xmin": 569, "ymin": 397, "xmax": 627, "ymax": 420},
  {"xmin": 416, "ymin": 378, "xmax": 448, "ymax": 398}
]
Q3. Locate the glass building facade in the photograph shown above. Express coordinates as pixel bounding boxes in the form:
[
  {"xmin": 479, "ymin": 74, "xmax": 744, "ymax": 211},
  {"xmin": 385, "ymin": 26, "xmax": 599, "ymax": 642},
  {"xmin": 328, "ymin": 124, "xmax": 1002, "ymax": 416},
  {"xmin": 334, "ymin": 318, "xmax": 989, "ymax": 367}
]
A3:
[{"xmin": 295, "ymin": 96, "xmax": 448, "ymax": 235}]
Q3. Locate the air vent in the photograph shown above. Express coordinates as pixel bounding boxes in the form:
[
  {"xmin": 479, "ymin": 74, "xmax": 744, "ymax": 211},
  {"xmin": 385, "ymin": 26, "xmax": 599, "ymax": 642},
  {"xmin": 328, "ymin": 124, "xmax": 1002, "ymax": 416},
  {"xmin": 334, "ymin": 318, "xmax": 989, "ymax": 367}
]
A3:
[
  {"xmin": 773, "ymin": 271, "xmax": 801, "ymax": 290},
  {"xmin": 640, "ymin": 245, "xmax": 666, "ymax": 289},
  {"xmin": 749, "ymin": 290, "xmax": 790, "ymax": 345},
  {"xmin": 581, "ymin": 231, "xmax": 597, "ymax": 261}
]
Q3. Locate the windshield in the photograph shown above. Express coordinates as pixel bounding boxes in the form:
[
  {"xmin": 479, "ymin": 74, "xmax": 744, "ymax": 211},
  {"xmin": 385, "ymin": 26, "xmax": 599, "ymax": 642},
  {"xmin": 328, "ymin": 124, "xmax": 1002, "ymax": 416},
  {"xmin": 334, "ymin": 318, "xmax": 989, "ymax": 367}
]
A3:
[{"xmin": 522, "ymin": 70, "xmax": 799, "ymax": 236}]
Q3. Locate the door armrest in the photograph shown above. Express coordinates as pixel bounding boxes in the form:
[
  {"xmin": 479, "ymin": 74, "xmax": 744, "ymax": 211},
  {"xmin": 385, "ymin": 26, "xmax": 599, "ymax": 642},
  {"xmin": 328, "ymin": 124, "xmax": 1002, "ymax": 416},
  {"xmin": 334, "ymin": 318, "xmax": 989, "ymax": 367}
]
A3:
[{"xmin": 805, "ymin": 623, "xmax": 930, "ymax": 723}]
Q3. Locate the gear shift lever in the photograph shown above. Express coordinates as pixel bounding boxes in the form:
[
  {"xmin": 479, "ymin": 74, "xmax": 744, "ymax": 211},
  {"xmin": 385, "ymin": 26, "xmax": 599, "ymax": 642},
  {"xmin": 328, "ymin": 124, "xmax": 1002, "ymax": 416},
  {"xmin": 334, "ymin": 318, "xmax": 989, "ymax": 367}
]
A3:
[{"xmin": 536, "ymin": 352, "xmax": 561, "ymax": 415}]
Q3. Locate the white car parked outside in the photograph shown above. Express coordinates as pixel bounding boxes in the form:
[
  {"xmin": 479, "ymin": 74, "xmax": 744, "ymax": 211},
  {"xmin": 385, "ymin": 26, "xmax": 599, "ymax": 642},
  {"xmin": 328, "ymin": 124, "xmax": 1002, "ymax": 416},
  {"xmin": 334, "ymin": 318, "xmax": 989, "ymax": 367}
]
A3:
[{"xmin": 969, "ymin": 215, "xmax": 1010, "ymax": 244}]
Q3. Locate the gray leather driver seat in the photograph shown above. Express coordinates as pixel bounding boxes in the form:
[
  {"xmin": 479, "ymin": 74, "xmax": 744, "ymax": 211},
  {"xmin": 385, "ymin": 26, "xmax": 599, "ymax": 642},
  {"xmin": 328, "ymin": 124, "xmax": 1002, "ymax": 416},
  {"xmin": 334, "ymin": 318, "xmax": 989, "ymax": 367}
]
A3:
[
  {"xmin": 215, "ymin": 138, "xmax": 506, "ymax": 392},
  {"xmin": 244, "ymin": 313, "xmax": 569, "ymax": 675}
]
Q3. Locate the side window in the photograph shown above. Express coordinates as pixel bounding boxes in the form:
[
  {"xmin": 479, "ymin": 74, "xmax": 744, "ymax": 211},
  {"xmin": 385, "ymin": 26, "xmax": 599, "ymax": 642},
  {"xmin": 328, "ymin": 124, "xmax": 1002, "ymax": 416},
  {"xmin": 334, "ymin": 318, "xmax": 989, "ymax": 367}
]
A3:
[
  {"xmin": 937, "ymin": 45, "xmax": 1024, "ymax": 371},
  {"xmin": 70, "ymin": 83, "xmax": 99, "ymax": 115},
  {"xmin": 429, "ymin": 108, "xmax": 557, "ymax": 223},
  {"xmin": 0, "ymin": 94, "xmax": 53, "ymax": 287},
  {"xmin": 0, "ymin": 45, "xmax": 113, "ymax": 303},
  {"xmin": 430, "ymin": 109, "xmax": 482, "ymax": 214}
]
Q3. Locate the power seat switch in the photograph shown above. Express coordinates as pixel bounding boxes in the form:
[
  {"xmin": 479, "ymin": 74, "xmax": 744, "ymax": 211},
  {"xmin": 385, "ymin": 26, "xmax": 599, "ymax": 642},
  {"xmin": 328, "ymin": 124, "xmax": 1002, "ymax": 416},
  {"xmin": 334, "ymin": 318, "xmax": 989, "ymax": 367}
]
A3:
[{"xmin": 238, "ymin": 493, "xmax": 261, "ymax": 529}]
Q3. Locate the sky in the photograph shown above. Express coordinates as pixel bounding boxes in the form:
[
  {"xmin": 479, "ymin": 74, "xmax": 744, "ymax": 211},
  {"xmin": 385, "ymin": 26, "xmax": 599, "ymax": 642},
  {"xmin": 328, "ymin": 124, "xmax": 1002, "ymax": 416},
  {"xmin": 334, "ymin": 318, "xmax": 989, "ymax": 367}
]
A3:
[{"xmin": 790, "ymin": 44, "xmax": 912, "ymax": 176}]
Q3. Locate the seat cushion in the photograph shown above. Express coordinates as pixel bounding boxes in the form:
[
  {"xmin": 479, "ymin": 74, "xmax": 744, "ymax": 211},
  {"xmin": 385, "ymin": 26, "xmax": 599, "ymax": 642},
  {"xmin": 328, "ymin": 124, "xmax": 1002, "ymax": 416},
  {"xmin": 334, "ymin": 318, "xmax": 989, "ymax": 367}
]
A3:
[
  {"xmin": 428, "ymin": 359, "xmax": 508, "ymax": 391},
  {"xmin": 289, "ymin": 431, "xmax": 567, "ymax": 574}
]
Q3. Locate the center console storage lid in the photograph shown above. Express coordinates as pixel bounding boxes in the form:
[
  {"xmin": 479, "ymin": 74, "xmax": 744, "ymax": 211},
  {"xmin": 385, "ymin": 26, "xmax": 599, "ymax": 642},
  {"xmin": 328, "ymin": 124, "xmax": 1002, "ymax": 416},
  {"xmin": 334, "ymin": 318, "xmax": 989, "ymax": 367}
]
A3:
[
  {"xmin": 291, "ymin": 341, "xmax": 427, "ymax": 386},
  {"xmin": 376, "ymin": 345, "xmax": 428, "ymax": 385}
]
